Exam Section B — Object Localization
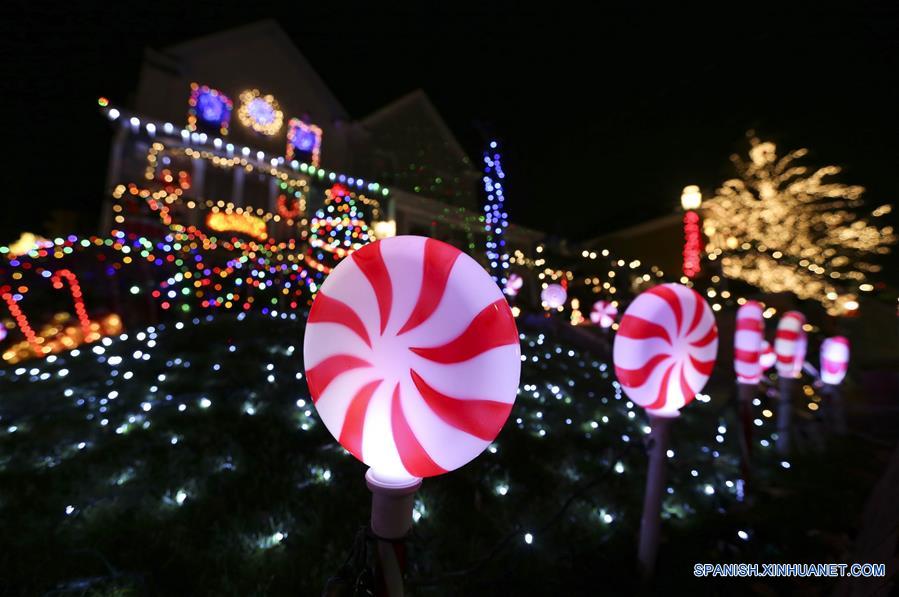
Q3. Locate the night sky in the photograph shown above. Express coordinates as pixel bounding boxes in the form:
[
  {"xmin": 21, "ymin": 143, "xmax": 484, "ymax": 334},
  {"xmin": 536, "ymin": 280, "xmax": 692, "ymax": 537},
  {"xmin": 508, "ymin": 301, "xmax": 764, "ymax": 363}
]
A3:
[{"xmin": 3, "ymin": 1, "xmax": 899, "ymax": 244}]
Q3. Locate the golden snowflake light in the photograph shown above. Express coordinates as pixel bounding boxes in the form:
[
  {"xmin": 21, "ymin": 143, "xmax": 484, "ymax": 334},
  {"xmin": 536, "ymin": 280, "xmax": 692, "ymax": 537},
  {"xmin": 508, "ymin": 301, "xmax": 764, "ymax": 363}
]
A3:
[{"xmin": 702, "ymin": 134, "xmax": 896, "ymax": 315}]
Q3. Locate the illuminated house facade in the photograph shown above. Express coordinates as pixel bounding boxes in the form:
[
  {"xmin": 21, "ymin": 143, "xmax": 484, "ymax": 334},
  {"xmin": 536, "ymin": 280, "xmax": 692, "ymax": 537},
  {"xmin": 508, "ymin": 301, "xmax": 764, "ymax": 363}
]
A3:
[{"xmin": 100, "ymin": 20, "xmax": 541, "ymax": 259}]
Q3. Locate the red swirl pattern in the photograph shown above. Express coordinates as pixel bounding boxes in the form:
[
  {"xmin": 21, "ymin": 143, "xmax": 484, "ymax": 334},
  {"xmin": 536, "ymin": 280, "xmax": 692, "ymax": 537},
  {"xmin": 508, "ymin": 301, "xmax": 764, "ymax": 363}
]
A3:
[
  {"xmin": 303, "ymin": 236, "xmax": 521, "ymax": 480},
  {"xmin": 613, "ymin": 283, "xmax": 718, "ymax": 417},
  {"xmin": 734, "ymin": 301, "xmax": 764, "ymax": 384}
]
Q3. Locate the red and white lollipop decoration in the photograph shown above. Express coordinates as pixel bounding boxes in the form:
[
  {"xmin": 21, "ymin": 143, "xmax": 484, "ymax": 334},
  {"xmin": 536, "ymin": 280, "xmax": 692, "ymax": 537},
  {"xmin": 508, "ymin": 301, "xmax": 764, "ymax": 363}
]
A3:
[
  {"xmin": 734, "ymin": 301, "xmax": 764, "ymax": 385},
  {"xmin": 613, "ymin": 283, "xmax": 718, "ymax": 418},
  {"xmin": 540, "ymin": 283, "xmax": 567, "ymax": 310},
  {"xmin": 820, "ymin": 336, "xmax": 849, "ymax": 386},
  {"xmin": 774, "ymin": 311, "xmax": 806, "ymax": 379},
  {"xmin": 304, "ymin": 236, "xmax": 521, "ymax": 482},
  {"xmin": 616, "ymin": 283, "xmax": 718, "ymax": 578},
  {"xmin": 590, "ymin": 300, "xmax": 618, "ymax": 329},
  {"xmin": 759, "ymin": 340, "xmax": 776, "ymax": 371},
  {"xmin": 504, "ymin": 273, "xmax": 523, "ymax": 297}
]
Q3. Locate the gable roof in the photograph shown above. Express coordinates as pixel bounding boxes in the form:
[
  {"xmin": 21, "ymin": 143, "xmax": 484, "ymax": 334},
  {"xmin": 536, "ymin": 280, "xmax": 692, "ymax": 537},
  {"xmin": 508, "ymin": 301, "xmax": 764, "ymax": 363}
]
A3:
[{"xmin": 362, "ymin": 89, "xmax": 472, "ymax": 165}]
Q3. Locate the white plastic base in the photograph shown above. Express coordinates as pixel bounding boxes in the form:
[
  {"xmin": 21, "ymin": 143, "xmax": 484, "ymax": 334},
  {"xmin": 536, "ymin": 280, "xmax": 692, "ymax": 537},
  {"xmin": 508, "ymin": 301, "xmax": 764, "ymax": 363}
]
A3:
[{"xmin": 366, "ymin": 469, "xmax": 422, "ymax": 539}]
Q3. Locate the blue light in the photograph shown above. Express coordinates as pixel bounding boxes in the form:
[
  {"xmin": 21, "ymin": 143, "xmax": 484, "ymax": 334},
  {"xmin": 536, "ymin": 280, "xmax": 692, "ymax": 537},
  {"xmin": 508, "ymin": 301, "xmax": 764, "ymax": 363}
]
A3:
[
  {"xmin": 292, "ymin": 129, "xmax": 317, "ymax": 152},
  {"xmin": 197, "ymin": 92, "xmax": 226, "ymax": 123}
]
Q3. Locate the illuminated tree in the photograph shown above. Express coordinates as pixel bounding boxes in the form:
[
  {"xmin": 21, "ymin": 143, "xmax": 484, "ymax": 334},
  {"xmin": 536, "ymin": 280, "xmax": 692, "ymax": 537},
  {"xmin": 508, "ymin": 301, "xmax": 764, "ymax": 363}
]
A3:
[
  {"xmin": 307, "ymin": 184, "xmax": 373, "ymax": 272},
  {"xmin": 702, "ymin": 134, "xmax": 895, "ymax": 314}
]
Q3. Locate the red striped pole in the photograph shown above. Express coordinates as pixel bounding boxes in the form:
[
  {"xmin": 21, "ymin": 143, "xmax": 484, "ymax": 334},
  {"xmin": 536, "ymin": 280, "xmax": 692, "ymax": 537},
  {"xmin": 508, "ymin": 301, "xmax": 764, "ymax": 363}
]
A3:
[{"xmin": 774, "ymin": 312, "xmax": 806, "ymax": 454}]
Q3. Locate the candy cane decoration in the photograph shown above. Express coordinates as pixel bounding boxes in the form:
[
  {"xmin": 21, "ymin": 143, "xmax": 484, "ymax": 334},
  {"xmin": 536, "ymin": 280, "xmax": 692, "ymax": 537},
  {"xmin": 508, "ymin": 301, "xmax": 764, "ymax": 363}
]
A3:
[
  {"xmin": 1, "ymin": 288, "xmax": 41, "ymax": 354},
  {"xmin": 540, "ymin": 284, "xmax": 567, "ymax": 310},
  {"xmin": 613, "ymin": 283, "xmax": 718, "ymax": 579},
  {"xmin": 504, "ymin": 273, "xmax": 523, "ymax": 297},
  {"xmin": 773, "ymin": 311, "xmax": 805, "ymax": 454},
  {"xmin": 613, "ymin": 283, "xmax": 718, "ymax": 418},
  {"xmin": 820, "ymin": 336, "xmax": 849, "ymax": 386},
  {"xmin": 774, "ymin": 311, "xmax": 806, "ymax": 379},
  {"xmin": 51, "ymin": 269, "xmax": 92, "ymax": 340},
  {"xmin": 759, "ymin": 340, "xmax": 776, "ymax": 371},
  {"xmin": 733, "ymin": 301, "xmax": 763, "ymax": 488},
  {"xmin": 734, "ymin": 301, "xmax": 764, "ymax": 385},
  {"xmin": 590, "ymin": 300, "xmax": 618, "ymax": 329},
  {"xmin": 305, "ymin": 236, "xmax": 521, "ymax": 596}
]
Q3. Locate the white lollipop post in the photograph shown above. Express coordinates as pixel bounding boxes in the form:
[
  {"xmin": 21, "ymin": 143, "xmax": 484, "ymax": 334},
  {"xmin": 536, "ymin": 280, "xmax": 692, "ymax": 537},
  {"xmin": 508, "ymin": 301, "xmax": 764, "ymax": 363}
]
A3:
[
  {"xmin": 613, "ymin": 283, "xmax": 718, "ymax": 580},
  {"xmin": 366, "ymin": 472, "xmax": 421, "ymax": 596},
  {"xmin": 820, "ymin": 336, "xmax": 850, "ymax": 434},
  {"xmin": 304, "ymin": 236, "xmax": 521, "ymax": 596},
  {"xmin": 774, "ymin": 311, "xmax": 806, "ymax": 454},
  {"xmin": 638, "ymin": 412, "xmax": 674, "ymax": 578},
  {"xmin": 734, "ymin": 301, "xmax": 764, "ymax": 481}
]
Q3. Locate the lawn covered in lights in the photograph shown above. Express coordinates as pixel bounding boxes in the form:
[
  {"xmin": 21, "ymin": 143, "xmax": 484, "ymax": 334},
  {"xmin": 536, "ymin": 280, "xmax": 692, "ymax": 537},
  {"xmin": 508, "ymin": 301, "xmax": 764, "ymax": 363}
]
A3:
[{"xmin": 0, "ymin": 313, "xmax": 882, "ymax": 595}]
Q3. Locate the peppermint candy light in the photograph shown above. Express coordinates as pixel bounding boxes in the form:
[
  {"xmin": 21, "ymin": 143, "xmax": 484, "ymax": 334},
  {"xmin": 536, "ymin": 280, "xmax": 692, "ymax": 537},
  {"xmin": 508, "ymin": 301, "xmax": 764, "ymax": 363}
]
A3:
[
  {"xmin": 759, "ymin": 340, "xmax": 776, "ymax": 371},
  {"xmin": 590, "ymin": 300, "xmax": 618, "ymax": 329},
  {"xmin": 303, "ymin": 236, "xmax": 521, "ymax": 482},
  {"xmin": 734, "ymin": 301, "xmax": 764, "ymax": 384},
  {"xmin": 613, "ymin": 283, "xmax": 718, "ymax": 418},
  {"xmin": 541, "ymin": 284, "xmax": 567, "ymax": 310},
  {"xmin": 774, "ymin": 311, "xmax": 806, "ymax": 379},
  {"xmin": 820, "ymin": 336, "xmax": 849, "ymax": 385},
  {"xmin": 504, "ymin": 273, "xmax": 523, "ymax": 297}
]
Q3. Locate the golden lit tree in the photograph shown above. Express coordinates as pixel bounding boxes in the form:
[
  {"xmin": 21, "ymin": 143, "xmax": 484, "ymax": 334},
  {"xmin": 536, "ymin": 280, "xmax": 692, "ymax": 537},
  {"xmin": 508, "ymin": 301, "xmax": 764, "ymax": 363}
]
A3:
[{"xmin": 703, "ymin": 134, "xmax": 895, "ymax": 314}]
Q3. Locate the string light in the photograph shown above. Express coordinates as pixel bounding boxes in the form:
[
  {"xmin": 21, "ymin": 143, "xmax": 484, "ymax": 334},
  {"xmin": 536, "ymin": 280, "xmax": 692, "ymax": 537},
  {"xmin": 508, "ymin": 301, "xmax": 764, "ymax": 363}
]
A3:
[
  {"xmin": 482, "ymin": 140, "xmax": 510, "ymax": 285},
  {"xmin": 286, "ymin": 118, "xmax": 323, "ymax": 167},
  {"xmin": 206, "ymin": 212, "xmax": 269, "ymax": 241},
  {"xmin": 187, "ymin": 83, "xmax": 232, "ymax": 135},
  {"xmin": 702, "ymin": 134, "xmax": 896, "ymax": 314}
]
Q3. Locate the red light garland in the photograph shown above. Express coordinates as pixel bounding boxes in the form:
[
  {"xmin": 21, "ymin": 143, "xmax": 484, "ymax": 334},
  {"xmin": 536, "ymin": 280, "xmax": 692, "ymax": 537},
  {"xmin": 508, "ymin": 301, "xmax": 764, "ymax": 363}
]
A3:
[
  {"xmin": 51, "ymin": 269, "xmax": 93, "ymax": 340},
  {"xmin": 683, "ymin": 210, "xmax": 702, "ymax": 278}
]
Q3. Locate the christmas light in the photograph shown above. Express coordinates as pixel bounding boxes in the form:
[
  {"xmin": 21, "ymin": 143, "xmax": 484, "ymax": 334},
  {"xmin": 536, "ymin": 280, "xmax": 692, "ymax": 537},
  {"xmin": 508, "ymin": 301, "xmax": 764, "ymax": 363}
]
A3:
[
  {"xmin": 702, "ymin": 135, "xmax": 896, "ymax": 313},
  {"xmin": 237, "ymin": 89, "xmax": 283, "ymax": 136},
  {"xmin": 482, "ymin": 140, "xmax": 510, "ymax": 285},
  {"xmin": 286, "ymin": 118, "xmax": 323, "ymax": 167},
  {"xmin": 187, "ymin": 83, "xmax": 232, "ymax": 135},
  {"xmin": 206, "ymin": 211, "xmax": 269, "ymax": 241}
]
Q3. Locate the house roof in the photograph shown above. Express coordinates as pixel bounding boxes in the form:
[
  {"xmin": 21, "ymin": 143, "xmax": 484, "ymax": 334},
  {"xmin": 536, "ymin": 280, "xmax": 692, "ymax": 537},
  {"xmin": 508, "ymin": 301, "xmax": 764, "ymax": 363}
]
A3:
[{"xmin": 362, "ymin": 88, "xmax": 472, "ymax": 165}]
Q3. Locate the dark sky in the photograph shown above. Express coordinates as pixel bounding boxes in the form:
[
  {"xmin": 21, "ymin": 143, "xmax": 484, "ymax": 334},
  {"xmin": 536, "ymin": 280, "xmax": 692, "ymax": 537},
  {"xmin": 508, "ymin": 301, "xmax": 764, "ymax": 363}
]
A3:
[{"xmin": 2, "ymin": 1, "xmax": 899, "ymax": 243}]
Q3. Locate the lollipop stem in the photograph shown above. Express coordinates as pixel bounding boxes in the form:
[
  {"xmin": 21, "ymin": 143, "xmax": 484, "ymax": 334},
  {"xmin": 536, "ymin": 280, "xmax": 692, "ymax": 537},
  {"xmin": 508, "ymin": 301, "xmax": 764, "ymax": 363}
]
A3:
[
  {"xmin": 777, "ymin": 377, "xmax": 794, "ymax": 454},
  {"xmin": 824, "ymin": 383, "xmax": 847, "ymax": 435},
  {"xmin": 736, "ymin": 383, "xmax": 756, "ymax": 487},
  {"xmin": 638, "ymin": 414, "xmax": 673, "ymax": 582},
  {"xmin": 366, "ymin": 470, "xmax": 421, "ymax": 597}
]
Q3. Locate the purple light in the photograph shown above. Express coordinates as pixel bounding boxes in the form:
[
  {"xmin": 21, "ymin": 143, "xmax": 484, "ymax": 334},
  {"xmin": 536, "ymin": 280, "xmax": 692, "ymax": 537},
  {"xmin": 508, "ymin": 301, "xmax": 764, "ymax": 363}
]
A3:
[
  {"xmin": 292, "ymin": 129, "xmax": 317, "ymax": 152},
  {"xmin": 247, "ymin": 98, "xmax": 276, "ymax": 125}
]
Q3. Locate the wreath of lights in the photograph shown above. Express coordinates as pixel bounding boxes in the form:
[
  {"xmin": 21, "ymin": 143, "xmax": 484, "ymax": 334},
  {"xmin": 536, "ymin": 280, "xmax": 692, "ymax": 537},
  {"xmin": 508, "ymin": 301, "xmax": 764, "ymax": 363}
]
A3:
[
  {"xmin": 237, "ymin": 89, "xmax": 283, "ymax": 136},
  {"xmin": 187, "ymin": 83, "xmax": 233, "ymax": 135},
  {"xmin": 286, "ymin": 118, "xmax": 323, "ymax": 167},
  {"xmin": 277, "ymin": 194, "xmax": 303, "ymax": 220}
]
